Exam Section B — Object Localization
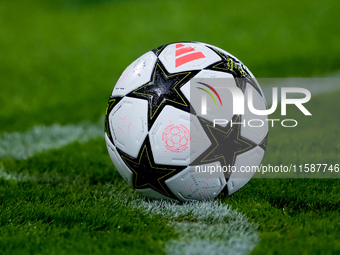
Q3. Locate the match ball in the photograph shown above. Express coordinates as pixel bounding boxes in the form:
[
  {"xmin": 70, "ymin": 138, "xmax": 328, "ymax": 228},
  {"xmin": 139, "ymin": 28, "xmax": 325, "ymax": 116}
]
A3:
[{"xmin": 105, "ymin": 42, "xmax": 268, "ymax": 201}]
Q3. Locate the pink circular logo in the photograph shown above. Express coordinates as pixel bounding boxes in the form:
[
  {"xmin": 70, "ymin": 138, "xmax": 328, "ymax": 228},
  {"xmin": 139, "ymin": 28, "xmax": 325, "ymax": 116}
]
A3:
[{"xmin": 162, "ymin": 124, "xmax": 190, "ymax": 153}]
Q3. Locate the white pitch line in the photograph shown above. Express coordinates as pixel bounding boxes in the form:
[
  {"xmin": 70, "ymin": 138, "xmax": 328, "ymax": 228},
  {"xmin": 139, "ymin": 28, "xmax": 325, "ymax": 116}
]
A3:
[
  {"xmin": 0, "ymin": 120, "xmax": 103, "ymax": 160},
  {"xmin": 136, "ymin": 200, "xmax": 259, "ymax": 255},
  {"xmin": 0, "ymin": 163, "xmax": 28, "ymax": 182}
]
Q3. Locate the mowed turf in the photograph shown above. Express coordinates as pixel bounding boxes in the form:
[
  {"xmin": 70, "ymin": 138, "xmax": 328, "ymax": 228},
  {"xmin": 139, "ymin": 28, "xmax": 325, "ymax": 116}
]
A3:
[
  {"xmin": 0, "ymin": 91, "xmax": 339, "ymax": 254},
  {"xmin": 1, "ymin": 0, "xmax": 339, "ymax": 133},
  {"xmin": 0, "ymin": 0, "xmax": 339, "ymax": 254}
]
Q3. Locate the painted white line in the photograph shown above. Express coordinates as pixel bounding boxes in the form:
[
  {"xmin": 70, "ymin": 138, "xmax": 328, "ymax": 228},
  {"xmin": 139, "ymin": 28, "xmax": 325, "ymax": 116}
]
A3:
[
  {"xmin": 111, "ymin": 185, "xmax": 259, "ymax": 255},
  {"xmin": 0, "ymin": 120, "xmax": 103, "ymax": 160},
  {"xmin": 0, "ymin": 163, "xmax": 28, "ymax": 181},
  {"xmin": 137, "ymin": 200, "xmax": 259, "ymax": 255}
]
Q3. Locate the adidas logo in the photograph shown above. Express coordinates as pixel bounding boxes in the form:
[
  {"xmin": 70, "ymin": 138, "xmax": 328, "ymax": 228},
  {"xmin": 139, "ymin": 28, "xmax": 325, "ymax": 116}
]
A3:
[{"xmin": 175, "ymin": 43, "xmax": 206, "ymax": 68}]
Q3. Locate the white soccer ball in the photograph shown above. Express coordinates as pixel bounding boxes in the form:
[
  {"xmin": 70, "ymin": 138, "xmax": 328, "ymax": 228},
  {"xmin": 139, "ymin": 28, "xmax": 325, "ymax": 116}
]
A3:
[{"xmin": 105, "ymin": 42, "xmax": 268, "ymax": 201}]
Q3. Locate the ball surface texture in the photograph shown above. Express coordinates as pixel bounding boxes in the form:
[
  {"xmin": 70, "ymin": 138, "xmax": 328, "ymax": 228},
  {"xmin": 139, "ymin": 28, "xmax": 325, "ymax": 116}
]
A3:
[{"xmin": 105, "ymin": 42, "xmax": 268, "ymax": 201}]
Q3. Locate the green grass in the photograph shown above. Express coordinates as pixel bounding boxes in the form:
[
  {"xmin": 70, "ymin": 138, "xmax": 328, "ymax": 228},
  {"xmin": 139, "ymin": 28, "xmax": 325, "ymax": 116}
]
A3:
[
  {"xmin": 1, "ymin": 91, "xmax": 339, "ymax": 254},
  {"xmin": 233, "ymin": 91, "xmax": 340, "ymax": 254},
  {"xmin": 0, "ymin": 140, "xmax": 175, "ymax": 254},
  {"xmin": 0, "ymin": 0, "xmax": 340, "ymax": 254},
  {"xmin": 1, "ymin": 0, "xmax": 339, "ymax": 133}
]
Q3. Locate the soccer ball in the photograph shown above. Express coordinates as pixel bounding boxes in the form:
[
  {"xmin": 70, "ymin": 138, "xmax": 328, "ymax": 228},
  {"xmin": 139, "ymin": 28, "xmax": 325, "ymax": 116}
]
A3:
[{"xmin": 105, "ymin": 42, "xmax": 268, "ymax": 201}]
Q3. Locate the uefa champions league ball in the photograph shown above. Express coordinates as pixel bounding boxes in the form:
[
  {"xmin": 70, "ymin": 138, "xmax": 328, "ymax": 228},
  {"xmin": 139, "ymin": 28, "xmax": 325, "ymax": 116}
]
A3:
[{"xmin": 105, "ymin": 42, "xmax": 268, "ymax": 201}]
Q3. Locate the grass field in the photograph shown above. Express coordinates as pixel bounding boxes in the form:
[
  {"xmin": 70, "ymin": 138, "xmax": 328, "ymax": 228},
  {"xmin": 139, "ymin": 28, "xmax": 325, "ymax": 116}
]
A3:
[{"xmin": 0, "ymin": 0, "xmax": 339, "ymax": 254}]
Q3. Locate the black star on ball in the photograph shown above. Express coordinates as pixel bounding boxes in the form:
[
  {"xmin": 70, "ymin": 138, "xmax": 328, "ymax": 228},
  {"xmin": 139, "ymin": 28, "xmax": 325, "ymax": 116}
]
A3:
[
  {"xmin": 191, "ymin": 115, "xmax": 257, "ymax": 179},
  {"xmin": 119, "ymin": 138, "xmax": 185, "ymax": 198},
  {"xmin": 128, "ymin": 61, "xmax": 198, "ymax": 129}
]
